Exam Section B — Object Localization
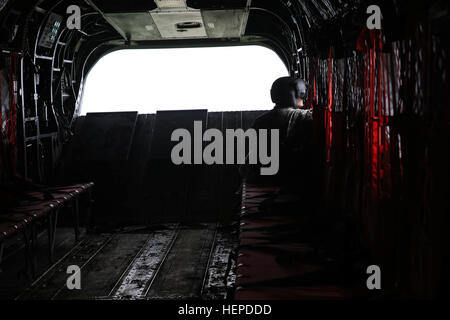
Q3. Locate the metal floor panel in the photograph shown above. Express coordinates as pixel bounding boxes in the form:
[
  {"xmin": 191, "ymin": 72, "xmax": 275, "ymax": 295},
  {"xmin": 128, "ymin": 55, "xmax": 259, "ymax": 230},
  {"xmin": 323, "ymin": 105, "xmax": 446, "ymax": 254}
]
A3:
[
  {"xmin": 145, "ymin": 224, "xmax": 216, "ymax": 299},
  {"xmin": 12, "ymin": 223, "xmax": 235, "ymax": 300},
  {"xmin": 55, "ymin": 233, "xmax": 150, "ymax": 300},
  {"xmin": 17, "ymin": 234, "xmax": 114, "ymax": 300},
  {"xmin": 110, "ymin": 226, "xmax": 179, "ymax": 299}
]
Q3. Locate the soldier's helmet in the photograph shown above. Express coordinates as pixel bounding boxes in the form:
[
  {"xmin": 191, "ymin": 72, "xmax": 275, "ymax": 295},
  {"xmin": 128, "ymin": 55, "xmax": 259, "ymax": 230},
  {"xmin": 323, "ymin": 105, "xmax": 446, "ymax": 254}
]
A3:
[{"xmin": 271, "ymin": 77, "xmax": 307, "ymax": 108}]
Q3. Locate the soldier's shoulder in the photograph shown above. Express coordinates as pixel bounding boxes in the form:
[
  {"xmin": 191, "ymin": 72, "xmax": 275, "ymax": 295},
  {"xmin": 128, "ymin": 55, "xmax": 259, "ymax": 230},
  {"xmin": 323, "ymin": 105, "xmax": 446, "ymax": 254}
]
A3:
[{"xmin": 293, "ymin": 108, "xmax": 313, "ymax": 120}]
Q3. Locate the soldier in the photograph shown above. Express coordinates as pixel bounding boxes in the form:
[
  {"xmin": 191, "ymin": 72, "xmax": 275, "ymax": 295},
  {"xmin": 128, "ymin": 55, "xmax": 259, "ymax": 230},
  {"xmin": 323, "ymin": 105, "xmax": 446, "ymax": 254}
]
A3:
[{"xmin": 241, "ymin": 76, "xmax": 314, "ymax": 193}]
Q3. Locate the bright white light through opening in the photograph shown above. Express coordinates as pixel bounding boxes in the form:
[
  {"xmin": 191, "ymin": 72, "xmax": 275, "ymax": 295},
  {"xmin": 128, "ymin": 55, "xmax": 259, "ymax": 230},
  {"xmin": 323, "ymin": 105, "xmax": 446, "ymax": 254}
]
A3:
[{"xmin": 80, "ymin": 46, "xmax": 288, "ymax": 115}]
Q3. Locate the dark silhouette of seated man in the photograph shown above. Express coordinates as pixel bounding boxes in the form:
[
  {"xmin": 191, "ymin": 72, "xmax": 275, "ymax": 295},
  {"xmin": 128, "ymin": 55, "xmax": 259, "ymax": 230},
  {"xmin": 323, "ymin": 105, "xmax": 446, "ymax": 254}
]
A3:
[{"xmin": 241, "ymin": 76, "xmax": 314, "ymax": 194}]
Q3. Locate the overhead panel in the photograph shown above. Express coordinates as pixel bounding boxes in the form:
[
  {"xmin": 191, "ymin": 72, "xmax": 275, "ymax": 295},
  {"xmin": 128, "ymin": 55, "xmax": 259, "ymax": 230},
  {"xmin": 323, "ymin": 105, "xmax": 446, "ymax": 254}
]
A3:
[
  {"xmin": 202, "ymin": 10, "xmax": 247, "ymax": 38},
  {"xmin": 154, "ymin": 0, "xmax": 187, "ymax": 10},
  {"xmin": 151, "ymin": 0, "xmax": 206, "ymax": 39},
  {"xmin": 101, "ymin": 0, "xmax": 251, "ymax": 41},
  {"xmin": 150, "ymin": 10, "xmax": 207, "ymax": 39},
  {"xmin": 106, "ymin": 12, "xmax": 162, "ymax": 41},
  {"xmin": 186, "ymin": 0, "xmax": 249, "ymax": 10}
]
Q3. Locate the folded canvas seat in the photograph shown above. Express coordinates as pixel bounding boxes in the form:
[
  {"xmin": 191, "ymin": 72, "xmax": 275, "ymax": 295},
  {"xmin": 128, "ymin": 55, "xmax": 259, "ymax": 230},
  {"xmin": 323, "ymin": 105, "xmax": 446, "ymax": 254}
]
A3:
[
  {"xmin": 240, "ymin": 207, "xmax": 262, "ymax": 216},
  {"xmin": 44, "ymin": 183, "xmax": 94, "ymax": 194},
  {"xmin": 241, "ymin": 200, "xmax": 265, "ymax": 212},
  {"xmin": 239, "ymin": 229, "xmax": 307, "ymax": 244},
  {"xmin": 243, "ymin": 197, "xmax": 266, "ymax": 204},
  {"xmin": 26, "ymin": 191, "xmax": 72, "ymax": 202},
  {"xmin": 0, "ymin": 199, "xmax": 64, "ymax": 240},
  {"xmin": 235, "ymin": 247, "xmax": 335, "ymax": 288},
  {"xmin": 245, "ymin": 184, "xmax": 280, "ymax": 193},
  {"xmin": 235, "ymin": 285, "xmax": 353, "ymax": 300},
  {"xmin": 241, "ymin": 198, "xmax": 313, "ymax": 220},
  {"xmin": 239, "ymin": 239, "xmax": 314, "ymax": 253},
  {"xmin": 3, "ymin": 183, "xmax": 94, "ymax": 212},
  {"xmin": 0, "ymin": 221, "xmax": 23, "ymax": 242},
  {"xmin": 0, "ymin": 183, "xmax": 94, "ymax": 265},
  {"xmin": 240, "ymin": 216, "xmax": 299, "ymax": 231},
  {"xmin": 244, "ymin": 189, "xmax": 279, "ymax": 200},
  {"xmin": 239, "ymin": 237, "xmax": 273, "ymax": 246},
  {"xmin": 236, "ymin": 182, "xmax": 364, "ymax": 300}
]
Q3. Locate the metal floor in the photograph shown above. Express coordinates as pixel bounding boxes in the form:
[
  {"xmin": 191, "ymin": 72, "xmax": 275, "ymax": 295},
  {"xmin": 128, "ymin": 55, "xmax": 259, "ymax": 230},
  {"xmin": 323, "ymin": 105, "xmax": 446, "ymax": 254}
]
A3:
[{"xmin": 0, "ymin": 224, "xmax": 236, "ymax": 300}]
